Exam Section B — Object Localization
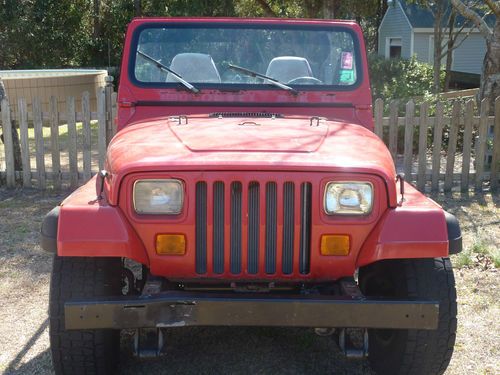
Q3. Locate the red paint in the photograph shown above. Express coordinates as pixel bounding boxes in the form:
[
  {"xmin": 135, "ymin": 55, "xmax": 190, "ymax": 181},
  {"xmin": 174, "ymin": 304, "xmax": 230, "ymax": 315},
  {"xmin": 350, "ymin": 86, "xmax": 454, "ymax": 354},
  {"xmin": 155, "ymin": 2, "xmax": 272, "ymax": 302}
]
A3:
[{"xmin": 56, "ymin": 18, "xmax": 452, "ymax": 281}]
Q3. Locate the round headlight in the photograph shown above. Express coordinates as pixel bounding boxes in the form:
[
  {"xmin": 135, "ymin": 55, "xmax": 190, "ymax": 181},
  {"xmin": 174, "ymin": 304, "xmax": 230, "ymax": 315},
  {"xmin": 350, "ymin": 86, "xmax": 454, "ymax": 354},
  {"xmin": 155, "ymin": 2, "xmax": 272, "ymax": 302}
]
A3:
[
  {"xmin": 133, "ymin": 179, "xmax": 184, "ymax": 214},
  {"xmin": 325, "ymin": 182, "xmax": 373, "ymax": 215}
]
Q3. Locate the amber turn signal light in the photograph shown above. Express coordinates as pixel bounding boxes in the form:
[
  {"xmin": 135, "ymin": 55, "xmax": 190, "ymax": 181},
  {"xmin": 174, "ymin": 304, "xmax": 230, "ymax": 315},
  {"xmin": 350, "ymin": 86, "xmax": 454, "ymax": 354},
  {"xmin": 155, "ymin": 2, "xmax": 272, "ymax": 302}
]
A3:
[
  {"xmin": 156, "ymin": 234, "xmax": 186, "ymax": 255},
  {"xmin": 320, "ymin": 235, "xmax": 350, "ymax": 256}
]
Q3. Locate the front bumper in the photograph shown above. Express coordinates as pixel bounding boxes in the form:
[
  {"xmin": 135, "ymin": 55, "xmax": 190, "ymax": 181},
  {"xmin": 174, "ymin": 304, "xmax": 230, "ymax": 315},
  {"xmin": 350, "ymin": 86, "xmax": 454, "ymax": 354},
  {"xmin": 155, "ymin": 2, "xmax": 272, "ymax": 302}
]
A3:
[{"xmin": 65, "ymin": 291, "xmax": 439, "ymax": 330}]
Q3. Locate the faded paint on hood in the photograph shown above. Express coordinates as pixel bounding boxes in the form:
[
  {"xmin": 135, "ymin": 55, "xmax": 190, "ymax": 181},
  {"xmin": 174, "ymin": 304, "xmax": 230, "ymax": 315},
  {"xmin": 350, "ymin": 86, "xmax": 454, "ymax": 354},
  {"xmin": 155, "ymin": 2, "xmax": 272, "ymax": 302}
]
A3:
[{"xmin": 105, "ymin": 115, "xmax": 397, "ymax": 204}]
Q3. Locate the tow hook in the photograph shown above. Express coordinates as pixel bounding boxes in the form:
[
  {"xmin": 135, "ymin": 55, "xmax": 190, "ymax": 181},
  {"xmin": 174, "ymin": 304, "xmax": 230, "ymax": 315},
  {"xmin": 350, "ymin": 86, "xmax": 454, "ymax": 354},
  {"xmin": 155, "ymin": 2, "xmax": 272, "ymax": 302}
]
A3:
[
  {"xmin": 338, "ymin": 328, "xmax": 369, "ymax": 359},
  {"xmin": 133, "ymin": 328, "xmax": 165, "ymax": 358}
]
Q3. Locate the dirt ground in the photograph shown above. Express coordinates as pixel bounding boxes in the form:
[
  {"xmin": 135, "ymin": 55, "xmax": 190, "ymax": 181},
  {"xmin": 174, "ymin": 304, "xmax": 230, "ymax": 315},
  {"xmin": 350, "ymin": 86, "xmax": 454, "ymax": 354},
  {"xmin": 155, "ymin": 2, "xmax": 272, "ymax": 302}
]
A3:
[{"xmin": 0, "ymin": 188, "xmax": 498, "ymax": 375}]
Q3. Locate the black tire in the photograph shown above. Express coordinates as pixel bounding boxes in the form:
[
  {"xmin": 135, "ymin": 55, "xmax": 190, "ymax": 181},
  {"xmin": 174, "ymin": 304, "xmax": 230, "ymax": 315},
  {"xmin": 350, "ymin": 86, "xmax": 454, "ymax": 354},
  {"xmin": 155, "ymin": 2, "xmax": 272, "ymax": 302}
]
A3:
[
  {"xmin": 359, "ymin": 258, "xmax": 457, "ymax": 375},
  {"xmin": 49, "ymin": 256, "xmax": 122, "ymax": 375}
]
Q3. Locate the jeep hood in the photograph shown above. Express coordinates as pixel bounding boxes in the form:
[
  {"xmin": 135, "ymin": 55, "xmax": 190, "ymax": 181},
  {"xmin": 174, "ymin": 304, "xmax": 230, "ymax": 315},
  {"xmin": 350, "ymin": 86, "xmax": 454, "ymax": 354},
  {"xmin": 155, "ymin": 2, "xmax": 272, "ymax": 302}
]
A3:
[{"xmin": 106, "ymin": 115, "xmax": 396, "ymax": 201}]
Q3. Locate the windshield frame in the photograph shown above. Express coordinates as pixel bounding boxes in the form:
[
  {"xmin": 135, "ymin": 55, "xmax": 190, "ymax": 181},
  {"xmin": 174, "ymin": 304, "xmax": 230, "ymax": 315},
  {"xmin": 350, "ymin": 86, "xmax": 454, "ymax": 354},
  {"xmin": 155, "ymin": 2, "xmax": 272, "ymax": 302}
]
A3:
[{"xmin": 128, "ymin": 21, "xmax": 364, "ymax": 92}]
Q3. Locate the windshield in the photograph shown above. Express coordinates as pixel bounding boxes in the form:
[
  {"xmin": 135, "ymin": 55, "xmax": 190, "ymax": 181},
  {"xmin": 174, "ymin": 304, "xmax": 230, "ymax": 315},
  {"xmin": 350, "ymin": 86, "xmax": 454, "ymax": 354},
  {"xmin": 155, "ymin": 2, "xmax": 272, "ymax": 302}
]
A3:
[{"xmin": 132, "ymin": 24, "xmax": 361, "ymax": 89}]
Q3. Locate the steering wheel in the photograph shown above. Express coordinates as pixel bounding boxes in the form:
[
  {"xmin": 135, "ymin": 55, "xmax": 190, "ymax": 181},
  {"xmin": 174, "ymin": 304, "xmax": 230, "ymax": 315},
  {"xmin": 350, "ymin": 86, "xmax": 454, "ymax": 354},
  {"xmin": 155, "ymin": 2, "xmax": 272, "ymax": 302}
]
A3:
[{"xmin": 287, "ymin": 76, "xmax": 323, "ymax": 85}]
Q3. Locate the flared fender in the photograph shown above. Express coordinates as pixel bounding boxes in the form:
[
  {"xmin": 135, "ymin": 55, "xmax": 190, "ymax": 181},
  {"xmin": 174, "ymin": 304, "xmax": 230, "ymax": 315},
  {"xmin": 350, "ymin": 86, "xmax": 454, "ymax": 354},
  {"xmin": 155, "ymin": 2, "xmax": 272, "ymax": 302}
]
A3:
[
  {"xmin": 356, "ymin": 183, "xmax": 460, "ymax": 267},
  {"xmin": 56, "ymin": 177, "xmax": 149, "ymax": 265}
]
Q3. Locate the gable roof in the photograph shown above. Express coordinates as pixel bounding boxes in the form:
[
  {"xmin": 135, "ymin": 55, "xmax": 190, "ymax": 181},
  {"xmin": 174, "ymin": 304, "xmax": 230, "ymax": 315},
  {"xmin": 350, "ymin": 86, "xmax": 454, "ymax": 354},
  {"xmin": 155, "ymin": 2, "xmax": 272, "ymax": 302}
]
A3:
[{"xmin": 395, "ymin": 0, "xmax": 496, "ymax": 29}]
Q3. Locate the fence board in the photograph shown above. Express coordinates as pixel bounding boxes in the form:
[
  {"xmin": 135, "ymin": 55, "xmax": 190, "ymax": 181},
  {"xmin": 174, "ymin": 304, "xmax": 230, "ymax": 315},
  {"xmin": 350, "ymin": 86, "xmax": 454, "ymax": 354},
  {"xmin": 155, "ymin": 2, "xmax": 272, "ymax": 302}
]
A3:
[
  {"xmin": 388, "ymin": 100, "xmax": 398, "ymax": 159},
  {"xmin": 491, "ymin": 97, "xmax": 500, "ymax": 191},
  {"xmin": 111, "ymin": 92, "xmax": 118, "ymax": 136},
  {"xmin": 18, "ymin": 98, "xmax": 31, "ymax": 188},
  {"xmin": 374, "ymin": 98, "xmax": 383, "ymax": 138},
  {"xmin": 67, "ymin": 96, "xmax": 78, "ymax": 190},
  {"xmin": 417, "ymin": 102, "xmax": 429, "ymax": 191},
  {"xmin": 32, "ymin": 97, "xmax": 46, "ymax": 189},
  {"xmin": 49, "ymin": 96, "xmax": 61, "ymax": 190},
  {"xmin": 475, "ymin": 99, "xmax": 489, "ymax": 190},
  {"xmin": 403, "ymin": 99, "xmax": 415, "ymax": 179},
  {"xmin": 461, "ymin": 100, "xmax": 474, "ymax": 191},
  {"xmin": 1, "ymin": 99, "xmax": 15, "ymax": 187},
  {"xmin": 444, "ymin": 101, "xmax": 461, "ymax": 192},
  {"xmin": 431, "ymin": 102, "xmax": 445, "ymax": 192},
  {"xmin": 97, "ymin": 88, "xmax": 107, "ymax": 170},
  {"xmin": 82, "ymin": 92, "xmax": 92, "ymax": 182}
]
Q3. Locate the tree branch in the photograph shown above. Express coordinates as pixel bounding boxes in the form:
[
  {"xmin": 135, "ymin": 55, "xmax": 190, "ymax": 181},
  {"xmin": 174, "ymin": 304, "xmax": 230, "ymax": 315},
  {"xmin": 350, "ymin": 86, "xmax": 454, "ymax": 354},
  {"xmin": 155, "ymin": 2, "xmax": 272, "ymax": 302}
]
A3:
[
  {"xmin": 256, "ymin": 0, "xmax": 277, "ymax": 17},
  {"xmin": 484, "ymin": 0, "xmax": 500, "ymax": 17},
  {"xmin": 451, "ymin": 0, "xmax": 493, "ymax": 39}
]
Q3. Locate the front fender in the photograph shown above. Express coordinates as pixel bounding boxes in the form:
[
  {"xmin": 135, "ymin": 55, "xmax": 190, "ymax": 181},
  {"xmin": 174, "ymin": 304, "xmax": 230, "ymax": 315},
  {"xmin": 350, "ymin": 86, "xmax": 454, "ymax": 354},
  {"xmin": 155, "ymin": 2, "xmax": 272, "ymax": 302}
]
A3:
[
  {"xmin": 356, "ymin": 183, "xmax": 461, "ymax": 268},
  {"xmin": 40, "ymin": 176, "xmax": 149, "ymax": 266}
]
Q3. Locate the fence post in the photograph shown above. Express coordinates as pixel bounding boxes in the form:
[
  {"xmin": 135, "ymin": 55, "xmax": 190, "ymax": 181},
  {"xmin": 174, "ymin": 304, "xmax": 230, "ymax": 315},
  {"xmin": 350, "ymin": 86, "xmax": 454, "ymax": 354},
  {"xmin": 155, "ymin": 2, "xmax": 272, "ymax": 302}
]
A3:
[
  {"xmin": 461, "ymin": 100, "xmax": 474, "ymax": 191},
  {"xmin": 32, "ymin": 97, "xmax": 46, "ymax": 189},
  {"xmin": 18, "ymin": 98, "xmax": 31, "ymax": 188},
  {"xmin": 431, "ymin": 101, "xmax": 444, "ymax": 192},
  {"xmin": 475, "ymin": 99, "xmax": 489, "ymax": 191},
  {"xmin": 491, "ymin": 96, "xmax": 500, "ymax": 191},
  {"xmin": 67, "ymin": 96, "xmax": 78, "ymax": 190},
  {"xmin": 98, "ymin": 88, "xmax": 107, "ymax": 171},
  {"xmin": 388, "ymin": 100, "xmax": 398, "ymax": 160},
  {"xmin": 374, "ymin": 98, "xmax": 384, "ymax": 138},
  {"xmin": 403, "ymin": 99, "xmax": 415, "ymax": 180},
  {"xmin": 50, "ymin": 96, "xmax": 61, "ymax": 190},
  {"xmin": 444, "ymin": 101, "xmax": 460, "ymax": 192},
  {"xmin": 82, "ymin": 92, "xmax": 92, "ymax": 182},
  {"xmin": 1, "ymin": 99, "xmax": 15, "ymax": 187},
  {"xmin": 105, "ymin": 76, "xmax": 114, "ymax": 145},
  {"xmin": 417, "ymin": 101, "xmax": 429, "ymax": 191}
]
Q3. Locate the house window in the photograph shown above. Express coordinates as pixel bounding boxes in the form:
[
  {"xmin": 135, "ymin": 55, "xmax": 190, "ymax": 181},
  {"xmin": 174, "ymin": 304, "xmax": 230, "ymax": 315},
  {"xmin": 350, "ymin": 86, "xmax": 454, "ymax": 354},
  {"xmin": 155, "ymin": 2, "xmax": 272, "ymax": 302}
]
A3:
[{"xmin": 389, "ymin": 38, "xmax": 402, "ymax": 58}]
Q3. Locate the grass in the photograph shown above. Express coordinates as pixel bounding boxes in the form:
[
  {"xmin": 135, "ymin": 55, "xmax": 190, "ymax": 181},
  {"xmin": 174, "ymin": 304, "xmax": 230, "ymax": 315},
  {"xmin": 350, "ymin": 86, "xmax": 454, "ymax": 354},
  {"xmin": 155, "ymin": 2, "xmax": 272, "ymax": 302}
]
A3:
[{"xmin": 454, "ymin": 237, "xmax": 500, "ymax": 269}]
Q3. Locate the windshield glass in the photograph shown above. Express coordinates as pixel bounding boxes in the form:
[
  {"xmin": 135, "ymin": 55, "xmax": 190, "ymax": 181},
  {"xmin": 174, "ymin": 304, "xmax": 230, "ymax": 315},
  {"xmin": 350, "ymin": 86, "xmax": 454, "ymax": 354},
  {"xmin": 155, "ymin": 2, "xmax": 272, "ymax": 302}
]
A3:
[{"xmin": 132, "ymin": 24, "xmax": 361, "ymax": 89}]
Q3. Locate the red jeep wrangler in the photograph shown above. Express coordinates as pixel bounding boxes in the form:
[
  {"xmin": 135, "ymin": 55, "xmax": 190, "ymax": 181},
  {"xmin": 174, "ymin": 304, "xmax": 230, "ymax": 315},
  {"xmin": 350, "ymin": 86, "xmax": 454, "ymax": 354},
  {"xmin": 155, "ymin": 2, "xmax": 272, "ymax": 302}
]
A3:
[{"xmin": 41, "ymin": 18, "xmax": 461, "ymax": 375}]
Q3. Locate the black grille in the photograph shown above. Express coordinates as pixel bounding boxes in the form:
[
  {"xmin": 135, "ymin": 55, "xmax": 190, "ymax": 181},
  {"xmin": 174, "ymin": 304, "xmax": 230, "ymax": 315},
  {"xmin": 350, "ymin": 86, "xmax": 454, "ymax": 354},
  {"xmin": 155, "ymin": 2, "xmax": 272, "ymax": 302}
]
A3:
[
  {"xmin": 195, "ymin": 182, "xmax": 207, "ymax": 274},
  {"xmin": 282, "ymin": 182, "xmax": 295, "ymax": 274},
  {"xmin": 213, "ymin": 182, "xmax": 225, "ymax": 274},
  {"xmin": 230, "ymin": 182, "xmax": 242, "ymax": 274},
  {"xmin": 195, "ymin": 180, "xmax": 312, "ymax": 276},
  {"xmin": 265, "ymin": 182, "xmax": 277, "ymax": 274}
]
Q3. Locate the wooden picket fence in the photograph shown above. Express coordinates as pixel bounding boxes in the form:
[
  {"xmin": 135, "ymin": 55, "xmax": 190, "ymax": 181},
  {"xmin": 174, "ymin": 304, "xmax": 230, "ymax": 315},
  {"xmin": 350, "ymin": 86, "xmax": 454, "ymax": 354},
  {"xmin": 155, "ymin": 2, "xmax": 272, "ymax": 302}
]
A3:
[
  {"xmin": 0, "ymin": 86, "xmax": 116, "ymax": 190},
  {"xmin": 373, "ymin": 97, "xmax": 500, "ymax": 192},
  {"xmin": 0, "ymin": 93, "xmax": 499, "ymax": 192}
]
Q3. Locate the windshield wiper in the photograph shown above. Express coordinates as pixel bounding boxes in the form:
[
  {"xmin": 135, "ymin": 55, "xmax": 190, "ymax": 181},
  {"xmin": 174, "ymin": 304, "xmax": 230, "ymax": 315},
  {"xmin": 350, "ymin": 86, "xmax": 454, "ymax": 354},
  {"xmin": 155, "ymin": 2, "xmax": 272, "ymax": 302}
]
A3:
[
  {"xmin": 137, "ymin": 50, "xmax": 199, "ymax": 93},
  {"xmin": 228, "ymin": 63, "xmax": 298, "ymax": 95}
]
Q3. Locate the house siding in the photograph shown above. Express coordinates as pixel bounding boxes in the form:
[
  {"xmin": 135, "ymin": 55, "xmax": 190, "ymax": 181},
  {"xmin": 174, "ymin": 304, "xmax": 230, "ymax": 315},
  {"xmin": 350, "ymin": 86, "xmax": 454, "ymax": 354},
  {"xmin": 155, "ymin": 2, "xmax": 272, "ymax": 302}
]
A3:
[
  {"xmin": 378, "ymin": 2, "xmax": 413, "ymax": 59},
  {"xmin": 413, "ymin": 33, "xmax": 431, "ymax": 62},
  {"xmin": 412, "ymin": 32, "xmax": 485, "ymax": 75},
  {"xmin": 452, "ymin": 34, "xmax": 486, "ymax": 75}
]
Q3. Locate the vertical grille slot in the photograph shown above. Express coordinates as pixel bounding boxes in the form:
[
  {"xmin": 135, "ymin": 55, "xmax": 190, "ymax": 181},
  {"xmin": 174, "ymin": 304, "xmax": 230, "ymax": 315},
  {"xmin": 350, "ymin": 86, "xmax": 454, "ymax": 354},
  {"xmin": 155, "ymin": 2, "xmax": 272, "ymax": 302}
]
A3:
[
  {"xmin": 195, "ymin": 182, "xmax": 207, "ymax": 274},
  {"xmin": 265, "ymin": 182, "xmax": 277, "ymax": 274},
  {"xmin": 230, "ymin": 182, "xmax": 242, "ymax": 274},
  {"xmin": 213, "ymin": 181, "xmax": 225, "ymax": 274},
  {"xmin": 282, "ymin": 182, "xmax": 295, "ymax": 274},
  {"xmin": 247, "ymin": 182, "xmax": 260, "ymax": 274},
  {"xmin": 299, "ymin": 182, "xmax": 312, "ymax": 274}
]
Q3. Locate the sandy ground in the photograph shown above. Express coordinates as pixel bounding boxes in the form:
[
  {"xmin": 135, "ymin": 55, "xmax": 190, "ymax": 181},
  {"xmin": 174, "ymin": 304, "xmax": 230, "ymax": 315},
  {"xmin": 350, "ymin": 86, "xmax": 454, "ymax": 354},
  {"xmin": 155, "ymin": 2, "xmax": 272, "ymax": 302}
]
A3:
[{"xmin": 0, "ymin": 188, "xmax": 498, "ymax": 375}]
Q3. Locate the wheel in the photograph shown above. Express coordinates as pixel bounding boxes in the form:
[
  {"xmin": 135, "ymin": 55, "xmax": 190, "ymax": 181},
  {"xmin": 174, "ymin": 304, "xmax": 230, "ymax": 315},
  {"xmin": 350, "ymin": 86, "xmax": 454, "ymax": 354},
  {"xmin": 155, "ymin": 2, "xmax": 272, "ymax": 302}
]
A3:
[
  {"xmin": 359, "ymin": 258, "xmax": 457, "ymax": 375},
  {"xmin": 287, "ymin": 76, "xmax": 323, "ymax": 84},
  {"xmin": 49, "ymin": 256, "xmax": 122, "ymax": 375}
]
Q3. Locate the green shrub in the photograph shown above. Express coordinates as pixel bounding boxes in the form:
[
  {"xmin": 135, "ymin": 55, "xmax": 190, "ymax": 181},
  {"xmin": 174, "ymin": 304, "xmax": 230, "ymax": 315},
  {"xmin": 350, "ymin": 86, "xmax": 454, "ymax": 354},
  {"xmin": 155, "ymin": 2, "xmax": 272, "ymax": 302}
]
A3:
[{"xmin": 368, "ymin": 54, "xmax": 442, "ymax": 103}]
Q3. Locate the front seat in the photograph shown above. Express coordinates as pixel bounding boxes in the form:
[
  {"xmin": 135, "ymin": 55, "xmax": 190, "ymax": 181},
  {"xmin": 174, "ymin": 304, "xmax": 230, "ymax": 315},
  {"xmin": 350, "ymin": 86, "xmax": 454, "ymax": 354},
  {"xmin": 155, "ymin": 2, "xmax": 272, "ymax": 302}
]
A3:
[
  {"xmin": 166, "ymin": 53, "xmax": 221, "ymax": 83},
  {"xmin": 265, "ymin": 56, "xmax": 313, "ymax": 83}
]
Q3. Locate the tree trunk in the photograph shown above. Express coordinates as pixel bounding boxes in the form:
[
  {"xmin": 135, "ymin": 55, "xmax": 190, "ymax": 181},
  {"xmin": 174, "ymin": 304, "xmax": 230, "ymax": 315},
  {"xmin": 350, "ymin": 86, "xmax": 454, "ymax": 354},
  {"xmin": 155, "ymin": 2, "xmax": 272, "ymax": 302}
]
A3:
[
  {"xmin": 444, "ymin": 14, "xmax": 457, "ymax": 92},
  {"xmin": 134, "ymin": 0, "xmax": 142, "ymax": 17},
  {"xmin": 479, "ymin": 19, "xmax": 500, "ymax": 110},
  {"xmin": 432, "ymin": 6, "xmax": 444, "ymax": 94}
]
